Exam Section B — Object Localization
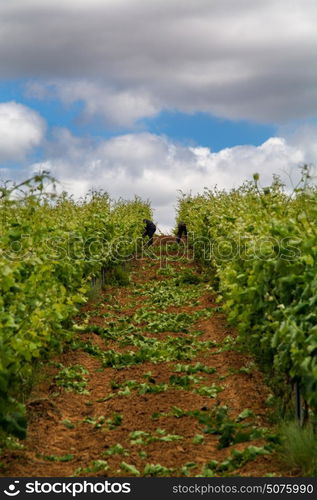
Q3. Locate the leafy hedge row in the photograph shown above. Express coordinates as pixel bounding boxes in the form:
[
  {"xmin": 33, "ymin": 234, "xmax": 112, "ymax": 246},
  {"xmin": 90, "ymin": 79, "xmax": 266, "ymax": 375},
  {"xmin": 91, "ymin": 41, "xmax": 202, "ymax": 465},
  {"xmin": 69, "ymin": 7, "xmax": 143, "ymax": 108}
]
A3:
[
  {"xmin": 0, "ymin": 176, "xmax": 151, "ymax": 437},
  {"xmin": 177, "ymin": 174, "xmax": 317, "ymax": 416}
]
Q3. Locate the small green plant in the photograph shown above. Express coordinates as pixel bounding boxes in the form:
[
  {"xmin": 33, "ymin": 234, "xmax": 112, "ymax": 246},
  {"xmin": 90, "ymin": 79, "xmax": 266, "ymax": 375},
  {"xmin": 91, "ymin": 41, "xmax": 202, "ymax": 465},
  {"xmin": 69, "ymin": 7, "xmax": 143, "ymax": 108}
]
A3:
[
  {"xmin": 203, "ymin": 406, "xmax": 265, "ymax": 449},
  {"xmin": 111, "ymin": 378, "xmax": 170, "ymax": 396},
  {"xmin": 1, "ymin": 435, "xmax": 24, "ymax": 450},
  {"xmin": 103, "ymin": 265, "xmax": 130, "ymax": 286},
  {"xmin": 194, "ymin": 384, "xmax": 223, "ymax": 398},
  {"xmin": 174, "ymin": 362, "xmax": 216, "ymax": 375},
  {"xmin": 176, "ymin": 269, "xmax": 201, "ymax": 285},
  {"xmin": 169, "ymin": 374, "xmax": 203, "ymax": 388},
  {"xmin": 213, "ymin": 335, "xmax": 238, "ymax": 354},
  {"xmin": 192, "ymin": 434, "xmax": 205, "ymax": 444},
  {"xmin": 199, "ymin": 446, "xmax": 270, "ymax": 476},
  {"xmin": 143, "ymin": 463, "xmax": 173, "ymax": 476},
  {"xmin": 101, "ymin": 336, "xmax": 213, "ymax": 369},
  {"xmin": 61, "ymin": 419, "xmax": 75, "ymax": 429},
  {"xmin": 74, "ymin": 460, "xmax": 109, "ymax": 476},
  {"xmin": 129, "ymin": 429, "xmax": 183, "ymax": 446},
  {"xmin": 238, "ymin": 361, "xmax": 257, "ymax": 374},
  {"xmin": 156, "ymin": 266, "xmax": 177, "ymax": 277},
  {"xmin": 133, "ymin": 307, "xmax": 212, "ymax": 333},
  {"xmin": 103, "ymin": 443, "xmax": 129, "ymax": 456},
  {"xmin": 180, "ymin": 462, "xmax": 198, "ymax": 476},
  {"xmin": 156, "ymin": 404, "xmax": 270, "ymax": 451},
  {"xmin": 278, "ymin": 422, "xmax": 317, "ymax": 476},
  {"xmin": 120, "ymin": 462, "xmax": 140, "ymax": 476},
  {"xmin": 106, "ymin": 413, "xmax": 123, "ymax": 429},
  {"xmin": 95, "ymin": 393, "xmax": 115, "ymax": 402},
  {"xmin": 41, "ymin": 454, "xmax": 74, "ymax": 462},
  {"xmin": 82, "ymin": 416, "xmax": 106, "ymax": 429},
  {"xmin": 55, "ymin": 365, "xmax": 89, "ymax": 394}
]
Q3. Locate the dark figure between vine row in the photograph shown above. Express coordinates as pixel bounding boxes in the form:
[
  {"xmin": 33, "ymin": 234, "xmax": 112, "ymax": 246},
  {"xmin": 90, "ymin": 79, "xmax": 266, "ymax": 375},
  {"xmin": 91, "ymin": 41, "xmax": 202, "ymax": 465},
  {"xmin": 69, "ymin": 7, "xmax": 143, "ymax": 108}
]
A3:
[
  {"xmin": 143, "ymin": 219, "xmax": 156, "ymax": 246},
  {"xmin": 176, "ymin": 221, "xmax": 187, "ymax": 244}
]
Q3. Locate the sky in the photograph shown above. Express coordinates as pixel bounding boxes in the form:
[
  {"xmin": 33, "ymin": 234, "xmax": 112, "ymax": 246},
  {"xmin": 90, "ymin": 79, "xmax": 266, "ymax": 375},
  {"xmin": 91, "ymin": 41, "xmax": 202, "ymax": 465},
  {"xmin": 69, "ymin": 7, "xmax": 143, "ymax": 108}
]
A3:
[{"xmin": 0, "ymin": 0, "xmax": 316, "ymax": 231}]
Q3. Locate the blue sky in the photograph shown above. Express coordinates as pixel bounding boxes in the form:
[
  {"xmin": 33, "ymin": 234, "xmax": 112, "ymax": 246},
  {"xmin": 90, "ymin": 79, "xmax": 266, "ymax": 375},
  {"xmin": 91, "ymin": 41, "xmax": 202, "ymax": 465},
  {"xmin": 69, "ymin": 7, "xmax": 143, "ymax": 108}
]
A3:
[
  {"xmin": 0, "ymin": 79, "xmax": 276, "ymax": 151},
  {"xmin": 145, "ymin": 112, "xmax": 276, "ymax": 151},
  {"xmin": 0, "ymin": 0, "xmax": 316, "ymax": 229}
]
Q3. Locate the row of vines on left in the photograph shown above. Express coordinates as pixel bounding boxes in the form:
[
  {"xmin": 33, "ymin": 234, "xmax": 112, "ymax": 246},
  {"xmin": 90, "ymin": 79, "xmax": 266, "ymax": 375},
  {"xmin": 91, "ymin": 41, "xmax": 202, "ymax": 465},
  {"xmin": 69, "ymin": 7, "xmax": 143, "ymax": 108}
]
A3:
[{"xmin": 0, "ymin": 174, "xmax": 151, "ymax": 438}]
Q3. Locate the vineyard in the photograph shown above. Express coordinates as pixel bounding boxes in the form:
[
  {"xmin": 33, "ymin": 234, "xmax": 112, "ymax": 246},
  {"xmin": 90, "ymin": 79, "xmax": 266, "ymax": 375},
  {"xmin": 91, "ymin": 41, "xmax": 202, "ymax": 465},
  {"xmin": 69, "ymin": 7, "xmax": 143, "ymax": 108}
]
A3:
[
  {"xmin": 177, "ymin": 170, "xmax": 317, "ymax": 421},
  {"xmin": 0, "ymin": 175, "xmax": 151, "ymax": 439},
  {"xmin": 0, "ymin": 172, "xmax": 317, "ymax": 477}
]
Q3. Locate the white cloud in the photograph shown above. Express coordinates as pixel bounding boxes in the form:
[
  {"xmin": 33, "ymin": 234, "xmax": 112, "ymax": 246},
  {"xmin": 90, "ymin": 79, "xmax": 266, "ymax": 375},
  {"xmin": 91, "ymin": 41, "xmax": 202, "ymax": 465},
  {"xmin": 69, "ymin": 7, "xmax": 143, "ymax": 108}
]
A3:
[
  {"xmin": 1, "ymin": 0, "xmax": 316, "ymax": 124},
  {"xmin": 29, "ymin": 128, "xmax": 312, "ymax": 231},
  {"xmin": 0, "ymin": 101, "xmax": 45, "ymax": 162},
  {"xmin": 26, "ymin": 81, "xmax": 159, "ymax": 127},
  {"xmin": 278, "ymin": 123, "xmax": 317, "ymax": 169}
]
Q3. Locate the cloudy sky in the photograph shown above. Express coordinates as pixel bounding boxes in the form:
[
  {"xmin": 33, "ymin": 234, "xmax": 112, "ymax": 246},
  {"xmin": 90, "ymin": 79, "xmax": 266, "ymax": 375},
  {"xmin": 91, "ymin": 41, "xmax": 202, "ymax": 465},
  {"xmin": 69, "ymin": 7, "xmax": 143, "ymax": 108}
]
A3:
[{"xmin": 0, "ymin": 0, "xmax": 316, "ymax": 230}]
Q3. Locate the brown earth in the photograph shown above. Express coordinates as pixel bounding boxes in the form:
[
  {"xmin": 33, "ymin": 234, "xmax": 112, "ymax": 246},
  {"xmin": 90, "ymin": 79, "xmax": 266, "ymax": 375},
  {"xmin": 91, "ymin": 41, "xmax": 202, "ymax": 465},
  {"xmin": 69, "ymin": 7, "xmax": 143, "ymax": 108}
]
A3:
[{"xmin": 0, "ymin": 236, "xmax": 289, "ymax": 477}]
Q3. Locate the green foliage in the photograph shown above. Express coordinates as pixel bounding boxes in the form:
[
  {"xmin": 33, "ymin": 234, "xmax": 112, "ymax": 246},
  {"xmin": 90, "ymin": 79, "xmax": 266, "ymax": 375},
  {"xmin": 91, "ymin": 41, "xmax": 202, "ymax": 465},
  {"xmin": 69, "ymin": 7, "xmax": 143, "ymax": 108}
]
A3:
[
  {"xmin": 0, "ymin": 174, "xmax": 151, "ymax": 437},
  {"xmin": 199, "ymin": 445, "xmax": 270, "ymax": 476},
  {"xmin": 0, "ymin": 399, "xmax": 27, "ymax": 439},
  {"xmin": 106, "ymin": 413, "xmax": 123, "ymax": 429},
  {"xmin": 175, "ymin": 269, "xmax": 201, "ymax": 285},
  {"xmin": 180, "ymin": 462, "xmax": 198, "ymax": 475},
  {"xmin": 138, "ymin": 450, "xmax": 147, "ymax": 458},
  {"xmin": 203, "ymin": 405, "xmax": 264, "ymax": 449},
  {"xmin": 152, "ymin": 404, "xmax": 270, "ymax": 451},
  {"xmin": 129, "ymin": 428, "xmax": 183, "ymax": 446},
  {"xmin": 74, "ymin": 459, "xmax": 109, "ymax": 476},
  {"xmin": 55, "ymin": 364, "xmax": 89, "ymax": 394},
  {"xmin": 103, "ymin": 443, "xmax": 129, "ymax": 456},
  {"xmin": 177, "ymin": 172, "xmax": 317, "ymax": 415},
  {"xmin": 82, "ymin": 415, "xmax": 106, "ymax": 428},
  {"xmin": 143, "ymin": 463, "xmax": 173, "ymax": 476},
  {"xmin": 61, "ymin": 419, "xmax": 75, "ymax": 429},
  {"xmin": 112, "ymin": 378, "xmax": 169, "ymax": 396},
  {"xmin": 194, "ymin": 384, "xmax": 223, "ymax": 398},
  {"xmin": 41, "ymin": 454, "xmax": 74, "ymax": 462},
  {"xmin": 278, "ymin": 422, "xmax": 317, "ymax": 476},
  {"xmin": 174, "ymin": 362, "xmax": 216, "ymax": 375},
  {"xmin": 101, "ymin": 336, "xmax": 215, "ymax": 369},
  {"xmin": 133, "ymin": 307, "xmax": 212, "ymax": 333},
  {"xmin": 169, "ymin": 374, "xmax": 203, "ymax": 388},
  {"xmin": 134, "ymin": 279, "xmax": 201, "ymax": 307},
  {"xmin": 192, "ymin": 434, "xmax": 205, "ymax": 444},
  {"xmin": 120, "ymin": 462, "xmax": 140, "ymax": 476},
  {"xmin": 103, "ymin": 265, "xmax": 131, "ymax": 286}
]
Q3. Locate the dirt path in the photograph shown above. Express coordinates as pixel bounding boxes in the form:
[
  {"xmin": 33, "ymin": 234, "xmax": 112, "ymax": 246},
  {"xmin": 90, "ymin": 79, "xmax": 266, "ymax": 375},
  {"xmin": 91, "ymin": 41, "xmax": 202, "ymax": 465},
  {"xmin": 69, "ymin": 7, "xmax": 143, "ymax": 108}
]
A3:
[{"xmin": 0, "ymin": 237, "xmax": 287, "ymax": 477}]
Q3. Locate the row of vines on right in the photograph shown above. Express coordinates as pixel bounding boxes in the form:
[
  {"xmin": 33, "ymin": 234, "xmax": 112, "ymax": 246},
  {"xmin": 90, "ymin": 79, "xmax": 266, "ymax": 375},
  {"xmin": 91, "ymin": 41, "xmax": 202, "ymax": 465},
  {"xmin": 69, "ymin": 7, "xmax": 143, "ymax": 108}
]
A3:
[{"xmin": 176, "ymin": 169, "xmax": 317, "ymax": 422}]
